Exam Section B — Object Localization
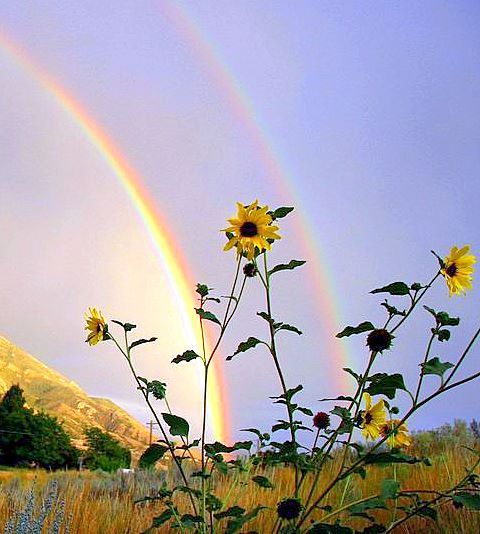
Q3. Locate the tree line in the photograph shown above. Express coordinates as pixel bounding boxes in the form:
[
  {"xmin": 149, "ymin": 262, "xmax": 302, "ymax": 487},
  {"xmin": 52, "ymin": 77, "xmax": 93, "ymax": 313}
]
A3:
[{"xmin": 0, "ymin": 385, "xmax": 131, "ymax": 471}]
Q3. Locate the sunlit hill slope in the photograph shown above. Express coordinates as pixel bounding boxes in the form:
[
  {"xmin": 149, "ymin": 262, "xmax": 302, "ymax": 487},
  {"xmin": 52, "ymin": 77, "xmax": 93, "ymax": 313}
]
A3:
[{"xmin": 0, "ymin": 336, "xmax": 150, "ymax": 453}]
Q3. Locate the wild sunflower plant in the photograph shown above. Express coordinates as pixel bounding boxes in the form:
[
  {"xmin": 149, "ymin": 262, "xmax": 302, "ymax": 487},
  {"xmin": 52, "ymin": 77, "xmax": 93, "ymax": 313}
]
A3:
[{"xmin": 85, "ymin": 202, "xmax": 480, "ymax": 533}]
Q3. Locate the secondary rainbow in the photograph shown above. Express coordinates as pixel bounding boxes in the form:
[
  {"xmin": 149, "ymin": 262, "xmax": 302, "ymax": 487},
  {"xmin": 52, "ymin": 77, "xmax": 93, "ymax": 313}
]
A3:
[
  {"xmin": 160, "ymin": 1, "xmax": 351, "ymax": 390},
  {"xmin": 0, "ymin": 31, "xmax": 230, "ymax": 443}
]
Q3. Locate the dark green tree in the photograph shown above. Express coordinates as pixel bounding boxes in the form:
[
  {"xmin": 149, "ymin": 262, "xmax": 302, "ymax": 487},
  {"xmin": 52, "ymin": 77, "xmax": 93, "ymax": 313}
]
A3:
[
  {"xmin": 0, "ymin": 385, "xmax": 79, "ymax": 468},
  {"xmin": 83, "ymin": 426, "xmax": 131, "ymax": 472}
]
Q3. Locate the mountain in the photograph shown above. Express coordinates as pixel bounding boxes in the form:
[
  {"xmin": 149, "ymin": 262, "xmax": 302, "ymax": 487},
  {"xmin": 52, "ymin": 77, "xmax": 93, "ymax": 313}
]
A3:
[{"xmin": 0, "ymin": 335, "xmax": 150, "ymax": 454}]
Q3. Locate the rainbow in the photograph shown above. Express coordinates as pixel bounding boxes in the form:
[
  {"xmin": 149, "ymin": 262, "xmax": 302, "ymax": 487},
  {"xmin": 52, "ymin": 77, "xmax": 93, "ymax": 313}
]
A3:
[
  {"xmin": 160, "ymin": 2, "xmax": 351, "ymax": 389},
  {"xmin": 0, "ymin": 31, "xmax": 230, "ymax": 443}
]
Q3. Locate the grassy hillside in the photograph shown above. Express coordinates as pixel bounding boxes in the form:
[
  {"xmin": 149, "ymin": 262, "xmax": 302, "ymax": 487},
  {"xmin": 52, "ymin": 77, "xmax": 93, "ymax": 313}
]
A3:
[{"xmin": 0, "ymin": 336, "xmax": 150, "ymax": 453}]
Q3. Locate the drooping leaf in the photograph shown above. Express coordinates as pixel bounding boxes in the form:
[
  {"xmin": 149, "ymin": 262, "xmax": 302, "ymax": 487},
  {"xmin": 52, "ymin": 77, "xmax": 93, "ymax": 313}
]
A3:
[
  {"xmin": 226, "ymin": 337, "xmax": 264, "ymax": 361},
  {"xmin": 424, "ymin": 306, "xmax": 460, "ymax": 327},
  {"xmin": 268, "ymin": 259, "xmax": 306, "ymax": 276},
  {"xmin": 111, "ymin": 319, "xmax": 137, "ymax": 331},
  {"xmin": 251, "ymin": 475, "xmax": 274, "ymax": 489},
  {"xmin": 365, "ymin": 373, "xmax": 407, "ymax": 400},
  {"xmin": 437, "ymin": 329, "xmax": 451, "ymax": 342},
  {"xmin": 336, "ymin": 322, "xmax": 375, "ymax": 338},
  {"xmin": 380, "ymin": 301, "xmax": 406, "ymax": 317},
  {"xmin": 417, "ymin": 506, "xmax": 438, "ymax": 521},
  {"xmin": 452, "ymin": 493, "xmax": 480, "ymax": 510},
  {"xmin": 381, "ymin": 478, "xmax": 400, "ymax": 500},
  {"xmin": 421, "ymin": 357, "xmax": 454, "ymax": 378},
  {"xmin": 130, "ymin": 337, "xmax": 157, "ymax": 350},
  {"xmin": 149, "ymin": 509, "xmax": 174, "ymax": 529},
  {"xmin": 195, "ymin": 308, "xmax": 221, "ymax": 325},
  {"xmin": 363, "ymin": 451, "xmax": 425, "ymax": 465},
  {"xmin": 172, "ymin": 350, "xmax": 200, "ymax": 364},
  {"xmin": 161, "ymin": 413, "xmax": 189, "ymax": 438},
  {"xmin": 146, "ymin": 380, "xmax": 167, "ymax": 400},
  {"xmin": 343, "ymin": 367, "xmax": 361, "ymax": 383},
  {"xmin": 275, "ymin": 323, "xmax": 303, "ymax": 335},
  {"xmin": 370, "ymin": 282, "xmax": 410, "ymax": 296},
  {"xmin": 139, "ymin": 443, "xmax": 169, "ymax": 469}
]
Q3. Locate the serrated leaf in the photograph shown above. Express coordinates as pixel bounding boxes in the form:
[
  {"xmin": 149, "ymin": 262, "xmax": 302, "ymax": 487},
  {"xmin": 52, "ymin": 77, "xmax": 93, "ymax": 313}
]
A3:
[
  {"xmin": 146, "ymin": 380, "xmax": 167, "ymax": 400},
  {"xmin": 452, "ymin": 493, "xmax": 480, "ymax": 510},
  {"xmin": 130, "ymin": 337, "xmax": 157, "ymax": 350},
  {"xmin": 421, "ymin": 357, "xmax": 454, "ymax": 378},
  {"xmin": 251, "ymin": 475, "xmax": 274, "ymax": 488},
  {"xmin": 161, "ymin": 413, "xmax": 189, "ymax": 438},
  {"xmin": 226, "ymin": 337, "xmax": 263, "ymax": 361},
  {"xmin": 172, "ymin": 350, "xmax": 200, "ymax": 364},
  {"xmin": 271, "ymin": 206, "xmax": 294, "ymax": 219},
  {"xmin": 336, "ymin": 322, "xmax": 375, "ymax": 338},
  {"xmin": 195, "ymin": 308, "xmax": 221, "ymax": 325},
  {"xmin": 139, "ymin": 443, "xmax": 169, "ymax": 469},
  {"xmin": 276, "ymin": 323, "xmax": 302, "ymax": 335},
  {"xmin": 268, "ymin": 259, "xmax": 306, "ymax": 276},
  {"xmin": 365, "ymin": 373, "xmax": 407, "ymax": 400},
  {"xmin": 371, "ymin": 282, "xmax": 410, "ymax": 296}
]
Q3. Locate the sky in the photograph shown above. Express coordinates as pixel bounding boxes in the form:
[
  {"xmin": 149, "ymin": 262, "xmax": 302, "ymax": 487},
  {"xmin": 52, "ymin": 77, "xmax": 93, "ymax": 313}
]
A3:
[{"xmin": 0, "ymin": 1, "xmax": 479, "ymax": 443}]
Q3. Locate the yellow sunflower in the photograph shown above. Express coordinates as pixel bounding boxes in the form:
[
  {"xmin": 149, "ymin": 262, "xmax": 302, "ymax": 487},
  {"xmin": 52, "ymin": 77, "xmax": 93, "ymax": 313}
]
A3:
[
  {"xmin": 85, "ymin": 307, "xmax": 108, "ymax": 346},
  {"xmin": 223, "ymin": 200, "xmax": 281, "ymax": 261},
  {"xmin": 360, "ymin": 392, "xmax": 387, "ymax": 440},
  {"xmin": 380, "ymin": 419, "xmax": 411, "ymax": 448},
  {"xmin": 441, "ymin": 245, "xmax": 476, "ymax": 296}
]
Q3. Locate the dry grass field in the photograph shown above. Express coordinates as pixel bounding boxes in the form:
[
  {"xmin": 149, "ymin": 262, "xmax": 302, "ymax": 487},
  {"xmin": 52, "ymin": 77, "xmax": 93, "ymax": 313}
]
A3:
[{"xmin": 0, "ymin": 439, "xmax": 478, "ymax": 533}]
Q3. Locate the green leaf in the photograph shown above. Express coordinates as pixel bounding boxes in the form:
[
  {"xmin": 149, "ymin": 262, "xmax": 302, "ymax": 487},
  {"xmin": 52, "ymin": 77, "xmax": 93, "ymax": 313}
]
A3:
[
  {"xmin": 370, "ymin": 282, "xmax": 410, "ymax": 296},
  {"xmin": 381, "ymin": 479, "xmax": 400, "ymax": 500},
  {"xmin": 296, "ymin": 406, "xmax": 314, "ymax": 416},
  {"xmin": 214, "ymin": 506, "xmax": 245, "ymax": 520},
  {"xmin": 226, "ymin": 337, "xmax": 264, "ymax": 361},
  {"xmin": 161, "ymin": 413, "xmax": 189, "ymax": 438},
  {"xmin": 204, "ymin": 441, "xmax": 252, "ymax": 455},
  {"xmin": 365, "ymin": 373, "xmax": 407, "ymax": 400},
  {"xmin": 172, "ymin": 350, "xmax": 200, "ymax": 364},
  {"xmin": 307, "ymin": 524, "xmax": 354, "ymax": 533},
  {"xmin": 424, "ymin": 306, "xmax": 460, "ymax": 327},
  {"xmin": 268, "ymin": 259, "xmax": 306, "ymax": 276},
  {"xmin": 343, "ymin": 367, "xmax": 361, "ymax": 383},
  {"xmin": 364, "ymin": 451, "xmax": 425, "ymax": 465},
  {"xmin": 319, "ymin": 395, "xmax": 355, "ymax": 402},
  {"xmin": 417, "ymin": 506, "xmax": 438, "ymax": 521},
  {"xmin": 271, "ymin": 206, "xmax": 294, "ymax": 220},
  {"xmin": 257, "ymin": 311, "xmax": 274, "ymax": 324},
  {"xmin": 380, "ymin": 301, "xmax": 406, "ymax": 317},
  {"xmin": 437, "ymin": 329, "xmax": 451, "ymax": 342},
  {"xmin": 276, "ymin": 323, "xmax": 302, "ymax": 335},
  {"xmin": 195, "ymin": 308, "xmax": 221, "ymax": 326},
  {"xmin": 452, "ymin": 493, "xmax": 480, "ymax": 510},
  {"xmin": 350, "ymin": 497, "xmax": 387, "ymax": 514},
  {"xmin": 336, "ymin": 322, "xmax": 375, "ymax": 338},
  {"xmin": 130, "ymin": 337, "xmax": 157, "ymax": 350},
  {"xmin": 421, "ymin": 357, "xmax": 454, "ymax": 378},
  {"xmin": 150, "ymin": 509, "xmax": 174, "ymax": 528},
  {"xmin": 331, "ymin": 406, "xmax": 351, "ymax": 421},
  {"xmin": 139, "ymin": 443, "xmax": 169, "ymax": 469},
  {"xmin": 225, "ymin": 506, "xmax": 266, "ymax": 534},
  {"xmin": 196, "ymin": 283, "xmax": 210, "ymax": 297},
  {"xmin": 111, "ymin": 319, "xmax": 137, "ymax": 331},
  {"xmin": 270, "ymin": 384, "xmax": 303, "ymax": 404},
  {"xmin": 146, "ymin": 380, "xmax": 167, "ymax": 400},
  {"xmin": 180, "ymin": 514, "xmax": 204, "ymax": 526},
  {"xmin": 251, "ymin": 475, "xmax": 274, "ymax": 488}
]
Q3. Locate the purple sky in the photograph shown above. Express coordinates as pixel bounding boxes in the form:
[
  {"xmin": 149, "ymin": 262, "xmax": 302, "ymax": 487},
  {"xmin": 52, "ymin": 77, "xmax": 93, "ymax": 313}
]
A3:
[{"xmin": 1, "ymin": 1, "xmax": 479, "ymax": 441}]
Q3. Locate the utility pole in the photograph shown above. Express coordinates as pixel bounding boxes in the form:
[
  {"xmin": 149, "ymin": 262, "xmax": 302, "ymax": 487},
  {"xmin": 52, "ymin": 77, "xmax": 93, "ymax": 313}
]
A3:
[{"xmin": 146, "ymin": 420, "xmax": 160, "ymax": 445}]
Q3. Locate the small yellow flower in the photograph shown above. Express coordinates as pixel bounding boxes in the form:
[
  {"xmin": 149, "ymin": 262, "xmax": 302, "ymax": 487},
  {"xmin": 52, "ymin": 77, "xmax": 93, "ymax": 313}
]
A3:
[
  {"xmin": 441, "ymin": 245, "xmax": 476, "ymax": 296},
  {"xmin": 381, "ymin": 419, "xmax": 411, "ymax": 448},
  {"xmin": 223, "ymin": 200, "xmax": 281, "ymax": 261},
  {"xmin": 84, "ymin": 307, "xmax": 108, "ymax": 346},
  {"xmin": 360, "ymin": 392, "xmax": 387, "ymax": 440}
]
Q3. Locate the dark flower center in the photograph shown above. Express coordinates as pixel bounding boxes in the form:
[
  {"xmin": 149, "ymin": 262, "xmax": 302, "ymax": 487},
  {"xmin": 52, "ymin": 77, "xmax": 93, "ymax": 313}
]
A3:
[
  {"xmin": 366, "ymin": 329, "xmax": 393, "ymax": 353},
  {"xmin": 446, "ymin": 263, "xmax": 457, "ymax": 277},
  {"xmin": 277, "ymin": 498, "xmax": 302, "ymax": 520},
  {"xmin": 243, "ymin": 263, "xmax": 257, "ymax": 277},
  {"xmin": 313, "ymin": 411, "xmax": 330, "ymax": 430},
  {"xmin": 240, "ymin": 221, "xmax": 258, "ymax": 237},
  {"xmin": 364, "ymin": 413, "xmax": 373, "ymax": 425}
]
